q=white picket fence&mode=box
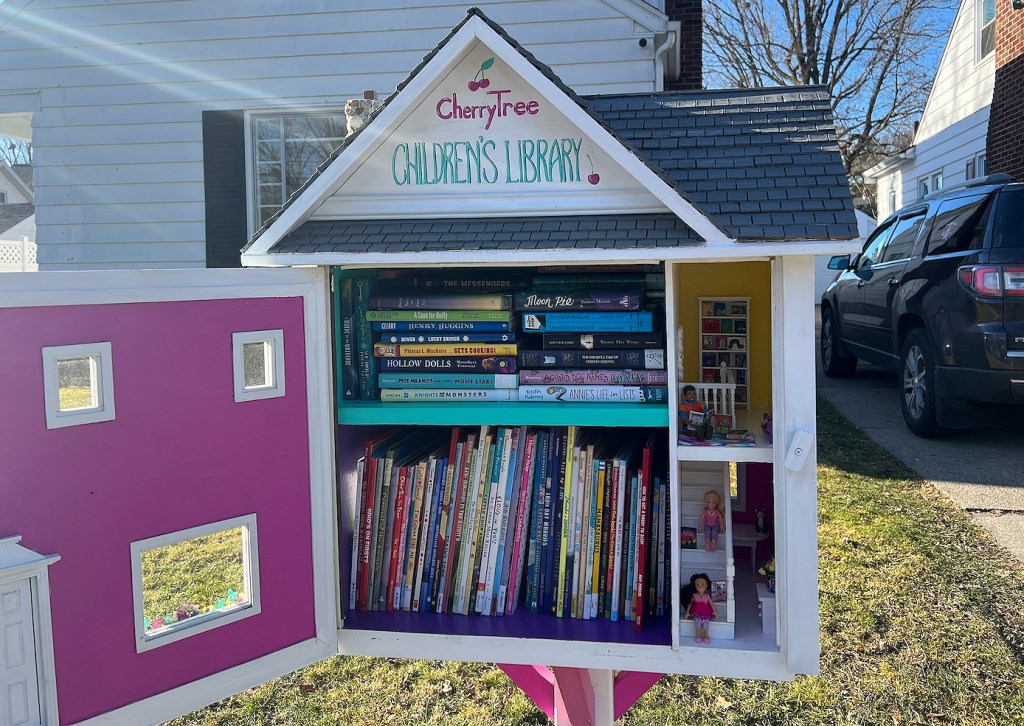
[0,237,37,271]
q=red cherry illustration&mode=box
[469,57,495,93]
[586,154,600,185]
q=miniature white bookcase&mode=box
[699,298,750,409]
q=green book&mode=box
[365,310,513,322]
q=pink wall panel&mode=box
[0,297,317,723]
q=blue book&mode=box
[526,431,549,613]
[521,312,653,333]
[625,473,639,621]
[354,276,379,399]
[373,321,513,332]
[539,429,560,615]
[420,457,448,611]
[378,373,518,389]
[378,332,516,344]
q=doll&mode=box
[697,489,725,552]
[684,572,717,643]
[679,384,706,424]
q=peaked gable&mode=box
[245,10,729,259]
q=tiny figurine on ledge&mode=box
[679,384,706,423]
[684,572,717,644]
[755,508,768,534]
[759,557,776,592]
[697,489,725,552]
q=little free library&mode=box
[1,10,860,725]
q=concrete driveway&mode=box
[814,308,1024,562]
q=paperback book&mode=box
[380,389,519,402]
[378,356,516,373]
[521,311,653,333]
[540,332,664,350]
[378,333,515,344]
[373,321,513,332]
[368,293,511,311]
[518,369,668,386]
[513,290,641,312]
[366,310,512,322]
[374,343,518,358]
[378,373,518,389]
[519,385,668,403]
[518,349,665,370]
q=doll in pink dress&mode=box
[684,573,717,643]
[697,489,725,552]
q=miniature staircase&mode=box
[678,460,736,640]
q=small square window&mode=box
[232,330,285,402]
[130,514,261,652]
[41,342,115,428]
[932,172,943,192]
[918,177,929,199]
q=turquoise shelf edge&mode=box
[337,401,669,427]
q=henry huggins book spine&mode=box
[373,321,513,332]
[513,290,641,312]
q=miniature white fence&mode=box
[0,237,37,271]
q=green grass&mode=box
[167,400,1024,725]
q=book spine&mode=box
[377,463,398,611]
[548,430,567,616]
[591,459,605,619]
[373,321,513,332]
[354,277,378,400]
[374,343,518,357]
[513,291,641,312]
[530,272,664,287]
[518,369,669,386]
[366,310,513,322]
[411,456,437,612]
[378,356,516,373]
[358,456,379,611]
[610,461,625,621]
[378,333,516,344]
[625,474,638,621]
[421,457,448,611]
[540,332,665,350]
[585,453,600,619]
[340,276,358,400]
[455,430,484,615]
[538,430,558,615]
[383,273,531,291]
[403,461,428,611]
[648,474,659,619]
[432,433,461,613]
[445,435,475,612]
[475,429,504,613]
[366,455,387,611]
[379,373,518,389]
[521,311,653,333]
[518,385,668,403]
[349,458,365,609]
[468,432,496,614]
[386,464,409,611]
[508,432,536,615]
[380,388,519,402]
[494,428,523,615]
[659,475,668,617]
[570,443,589,618]
[517,349,665,370]
[555,426,576,618]
[598,459,613,620]
[369,293,511,310]
[636,439,652,629]
[485,427,515,615]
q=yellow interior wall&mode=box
[674,261,773,409]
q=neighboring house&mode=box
[986,0,1024,178]
[0,0,702,270]
[863,0,997,218]
[0,161,35,270]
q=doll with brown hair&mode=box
[684,572,717,643]
[697,489,725,552]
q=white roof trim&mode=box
[600,0,669,33]
[244,14,730,260]
[0,162,33,202]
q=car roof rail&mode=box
[923,173,1017,200]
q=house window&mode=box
[729,462,746,512]
[41,342,115,428]
[130,515,260,652]
[0,191,7,203]
[977,153,987,177]
[918,177,930,199]
[931,171,943,193]
[966,159,977,180]
[888,187,897,215]
[979,0,996,58]
[250,110,346,229]
[232,329,286,401]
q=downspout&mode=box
[653,28,676,92]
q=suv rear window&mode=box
[925,193,992,256]
[991,188,1024,249]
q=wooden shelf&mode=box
[338,400,670,427]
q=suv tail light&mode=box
[958,265,1024,297]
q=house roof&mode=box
[250,9,857,261]
[0,162,33,202]
[11,164,32,190]
[0,203,34,235]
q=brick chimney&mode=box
[987,2,1024,180]
[664,0,702,91]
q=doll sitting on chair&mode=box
[697,489,725,552]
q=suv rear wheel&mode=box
[900,328,941,437]
[821,307,857,378]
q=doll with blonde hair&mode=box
[697,489,725,552]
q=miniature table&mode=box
[731,522,769,573]
[755,581,776,635]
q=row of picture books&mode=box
[347,425,670,629]
[336,266,668,404]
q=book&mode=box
[495,427,525,615]
[555,426,577,618]
[376,271,532,291]
[625,473,638,621]
[402,459,430,610]
[373,321,513,332]
[366,310,512,322]
[380,389,519,402]
[378,333,515,344]
[349,458,365,609]
[610,455,627,621]
[379,356,516,373]
[411,453,440,612]
[510,432,538,615]
[379,373,518,389]
[374,342,517,357]
[518,349,665,370]
[467,430,496,614]
[711,580,728,603]
[680,526,698,549]
[475,428,506,614]
[433,431,463,613]
[634,433,654,630]
[369,293,512,310]
[513,290,641,312]
[525,431,548,613]
[518,369,668,386]
[445,432,476,613]
[519,385,668,404]
[541,332,664,350]
[339,276,358,400]
[354,276,378,400]
[521,311,653,333]
[538,430,560,615]
[530,272,664,287]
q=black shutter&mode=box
[202,110,247,268]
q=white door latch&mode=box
[784,430,814,472]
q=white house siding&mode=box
[866,0,995,218]
[0,0,669,270]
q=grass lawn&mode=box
[167,399,1024,725]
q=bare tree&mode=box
[0,137,32,166]
[704,0,953,208]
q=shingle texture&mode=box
[273,214,702,254]
[0,203,34,235]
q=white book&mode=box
[402,460,429,611]
[483,427,514,615]
[450,439,478,615]
[584,450,599,619]
[571,440,589,618]
[496,426,526,615]
[476,428,506,614]
[610,457,627,622]
[350,458,365,609]
[456,426,489,614]
[411,454,439,612]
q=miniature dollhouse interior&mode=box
[331,261,779,652]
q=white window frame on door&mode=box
[41,341,115,429]
[232,329,286,402]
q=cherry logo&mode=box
[468,57,494,92]
[586,154,600,185]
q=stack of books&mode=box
[515,269,668,404]
[348,425,671,629]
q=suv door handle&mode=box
[888,277,900,287]
[857,281,866,288]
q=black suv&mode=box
[820,174,1024,436]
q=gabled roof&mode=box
[0,203,34,235]
[0,162,33,202]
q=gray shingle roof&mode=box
[273,214,701,254]
[0,203,33,235]
[11,164,32,190]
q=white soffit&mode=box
[245,15,729,259]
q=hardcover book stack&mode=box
[348,425,671,629]
[515,267,669,404]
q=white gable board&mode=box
[314,40,660,220]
